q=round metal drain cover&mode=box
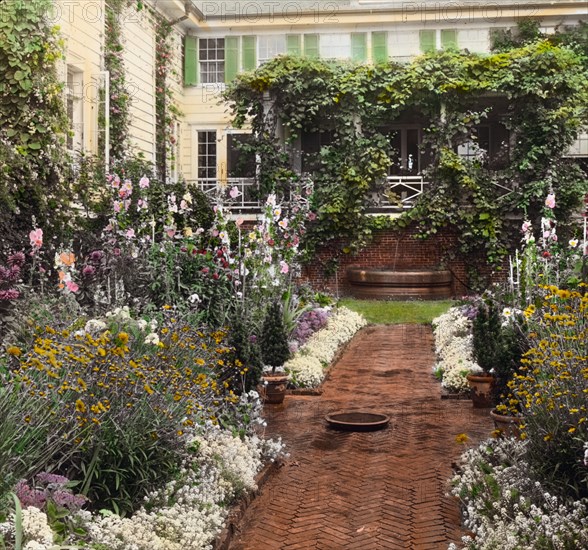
[325,412,390,431]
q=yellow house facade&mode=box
[55,0,587,186]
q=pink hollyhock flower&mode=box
[521,221,531,233]
[236,216,244,227]
[111,176,120,189]
[229,186,241,199]
[113,201,122,213]
[126,228,135,239]
[29,228,43,249]
[307,212,317,221]
[139,176,150,188]
[65,280,79,293]
[280,261,289,274]
[278,219,288,229]
[545,193,556,209]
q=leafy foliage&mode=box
[225,34,588,279]
[260,301,290,370]
[0,0,70,242]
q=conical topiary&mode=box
[228,315,263,392]
[260,301,290,373]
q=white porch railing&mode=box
[367,175,430,211]
[191,178,260,211]
[189,175,429,212]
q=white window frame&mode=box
[66,66,84,154]
[196,129,218,181]
[319,33,351,59]
[199,38,225,84]
[258,35,286,66]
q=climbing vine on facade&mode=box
[153,13,182,182]
[0,0,70,243]
[225,33,588,269]
[100,0,134,166]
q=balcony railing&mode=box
[366,175,430,212]
[191,178,261,211]
[189,176,429,213]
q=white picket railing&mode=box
[188,176,430,213]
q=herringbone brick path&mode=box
[229,325,493,550]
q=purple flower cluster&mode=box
[14,472,88,512]
[291,308,331,346]
[0,252,25,301]
[459,303,478,320]
[81,249,105,280]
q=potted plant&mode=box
[259,301,291,404]
[468,299,501,408]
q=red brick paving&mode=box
[229,325,493,550]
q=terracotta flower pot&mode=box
[490,408,524,439]
[262,374,288,404]
[466,372,495,408]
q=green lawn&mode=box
[339,298,454,325]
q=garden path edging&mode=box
[213,458,284,550]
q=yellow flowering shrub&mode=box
[504,283,588,496]
[2,313,243,514]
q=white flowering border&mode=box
[432,306,481,393]
[285,307,367,388]
[449,438,588,550]
[0,392,284,550]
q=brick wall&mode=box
[300,225,506,298]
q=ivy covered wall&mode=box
[225,27,588,287]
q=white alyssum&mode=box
[21,507,54,548]
[86,427,281,550]
[285,307,367,388]
[432,307,480,393]
[6,419,284,550]
[450,438,588,549]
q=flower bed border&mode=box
[288,324,367,394]
[213,458,284,550]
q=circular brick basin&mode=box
[347,267,453,300]
[325,412,390,431]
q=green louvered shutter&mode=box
[441,29,458,50]
[304,34,319,58]
[225,36,239,83]
[351,33,367,62]
[242,35,257,71]
[420,30,436,53]
[184,35,198,86]
[287,34,302,55]
[371,31,388,63]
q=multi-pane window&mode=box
[66,67,83,152]
[199,38,225,84]
[458,126,490,161]
[568,132,588,157]
[319,33,351,59]
[197,131,217,180]
[258,35,286,65]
